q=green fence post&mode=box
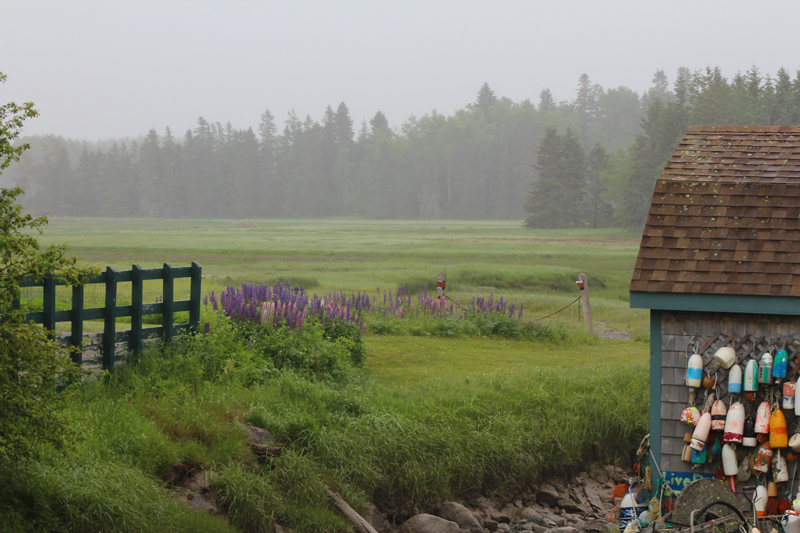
[71,283,84,366]
[103,267,118,371]
[190,262,202,331]
[162,263,174,343]
[131,264,143,354]
[42,275,56,333]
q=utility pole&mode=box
[577,273,593,337]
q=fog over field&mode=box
[2,1,800,225]
[3,0,798,140]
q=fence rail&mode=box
[17,262,202,370]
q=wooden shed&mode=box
[630,125,800,483]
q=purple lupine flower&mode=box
[248,338,253,351]
[204,321,210,334]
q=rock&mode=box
[497,524,510,533]
[549,515,567,527]
[182,470,215,492]
[274,526,285,533]
[401,514,461,533]
[532,525,548,533]
[550,528,580,533]
[241,423,275,444]
[536,484,561,507]
[484,519,498,532]
[588,465,609,486]
[557,499,584,514]
[571,518,587,531]
[490,511,511,524]
[440,502,485,533]
[368,504,392,533]
[571,487,588,506]
[582,486,604,510]
[514,500,523,508]
[518,508,545,525]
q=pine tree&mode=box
[538,88,556,112]
[524,127,587,228]
[369,111,389,134]
[585,143,612,228]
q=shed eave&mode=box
[630,291,800,315]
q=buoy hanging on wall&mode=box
[770,406,788,449]
[754,442,773,473]
[691,412,712,451]
[729,364,743,394]
[743,416,758,447]
[755,402,771,434]
[745,360,759,392]
[715,347,737,369]
[686,353,704,388]
[724,400,745,444]
[711,400,728,431]
[774,349,789,380]
[722,443,738,491]
[755,485,768,517]
[759,352,773,385]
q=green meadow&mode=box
[4,218,651,533]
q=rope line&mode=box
[445,294,581,322]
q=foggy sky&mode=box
[2,0,799,141]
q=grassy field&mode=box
[31,217,649,341]
[3,218,652,532]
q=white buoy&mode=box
[691,412,712,451]
[756,485,768,517]
[722,443,737,491]
[729,364,743,394]
[724,401,745,444]
[759,353,774,385]
[686,353,703,387]
[715,347,736,369]
[745,360,759,392]
[756,401,771,434]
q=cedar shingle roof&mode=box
[630,125,800,297]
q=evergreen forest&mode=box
[6,66,800,229]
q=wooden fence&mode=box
[17,262,202,370]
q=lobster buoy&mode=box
[775,349,789,380]
[785,381,797,410]
[715,347,737,369]
[686,353,704,388]
[680,406,701,427]
[743,416,758,447]
[724,401,745,444]
[691,412,712,451]
[754,442,773,473]
[774,450,789,482]
[745,360,759,392]
[759,352,773,385]
[782,511,800,533]
[691,444,707,464]
[681,444,692,463]
[722,443,738,490]
[729,364,743,394]
[618,485,648,533]
[771,406,788,448]
[756,485,768,517]
[789,432,800,452]
[756,402,771,434]
[793,492,800,514]
[711,400,728,431]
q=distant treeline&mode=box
[7,66,800,228]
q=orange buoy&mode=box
[771,405,788,448]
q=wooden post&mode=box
[578,273,593,337]
[162,263,174,343]
[71,283,84,366]
[131,265,143,355]
[189,262,202,331]
[42,275,56,333]
[103,267,118,370]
